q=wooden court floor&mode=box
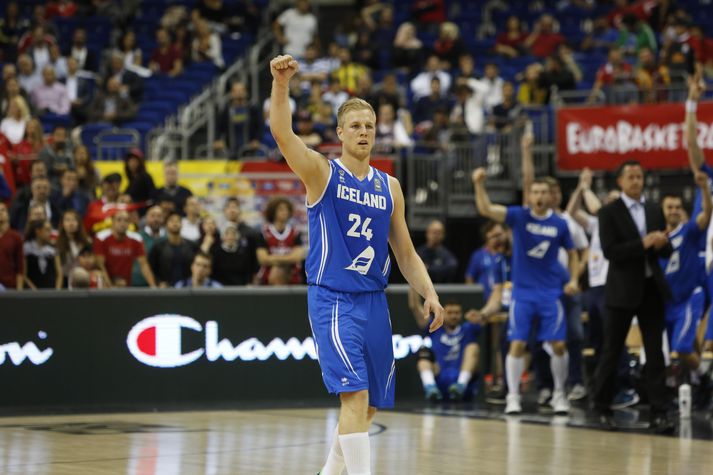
[0,408,711,475]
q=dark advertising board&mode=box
[0,285,483,411]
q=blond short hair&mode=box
[337,98,375,128]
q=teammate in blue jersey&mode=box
[472,167,580,415]
[416,300,481,401]
[685,77,713,376]
[270,54,444,475]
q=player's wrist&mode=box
[686,100,697,113]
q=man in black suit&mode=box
[592,160,674,433]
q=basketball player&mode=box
[472,167,579,415]
[659,172,711,387]
[269,54,444,475]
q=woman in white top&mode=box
[118,30,152,78]
[192,19,224,69]
[0,96,30,145]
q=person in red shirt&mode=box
[587,47,637,104]
[524,14,565,59]
[0,201,23,289]
[93,209,156,287]
[84,172,121,234]
[45,0,77,19]
[257,196,305,285]
[149,28,183,77]
[495,16,529,58]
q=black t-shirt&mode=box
[211,223,266,285]
[153,186,193,215]
[148,238,197,286]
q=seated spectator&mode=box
[297,44,332,90]
[75,245,108,288]
[149,212,197,287]
[73,145,99,198]
[416,219,458,283]
[331,47,369,95]
[410,54,452,101]
[433,22,465,69]
[175,251,223,288]
[54,208,91,287]
[123,148,155,208]
[581,16,620,52]
[538,55,576,102]
[295,110,322,148]
[2,63,17,82]
[495,16,529,58]
[45,0,78,19]
[219,196,241,233]
[65,57,94,124]
[192,19,225,69]
[87,77,138,125]
[131,204,165,287]
[19,25,55,72]
[181,196,202,242]
[587,47,637,104]
[103,52,144,103]
[149,28,183,77]
[273,0,318,59]
[23,218,59,289]
[392,22,424,74]
[10,176,59,231]
[480,63,505,112]
[369,72,407,114]
[66,27,98,72]
[517,63,547,105]
[67,265,90,289]
[452,53,477,85]
[84,172,121,234]
[31,65,70,116]
[17,54,42,95]
[210,222,265,286]
[51,168,90,217]
[215,82,261,159]
[47,44,68,80]
[321,77,349,116]
[94,209,156,287]
[353,30,380,70]
[0,2,27,64]
[199,215,220,253]
[557,43,583,84]
[194,0,247,35]
[38,125,72,185]
[154,161,193,215]
[1,96,30,145]
[449,82,488,138]
[617,13,657,58]
[411,0,446,27]
[0,201,24,290]
[524,14,565,59]
[1,77,33,118]
[489,81,524,132]
[117,30,152,78]
[256,197,304,285]
[636,46,670,103]
[375,103,414,152]
[420,107,452,152]
[413,77,450,125]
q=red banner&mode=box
[556,102,713,171]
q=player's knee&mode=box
[509,340,526,357]
[417,346,435,362]
[550,341,567,355]
[367,406,377,419]
[340,389,369,409]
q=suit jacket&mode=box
[598,197,673,309]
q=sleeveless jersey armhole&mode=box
[384,172,395,217]
[306,160,333,208]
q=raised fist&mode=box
[270,54,299,84]
[472,167,487,184]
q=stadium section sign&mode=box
[557,102,713,170]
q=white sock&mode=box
[550,352,569,394]
[700,358,712,375]
[321,425,344,475]
[457,370,472,386]
[339,432,371,475]
[420,369,436,387]
[506,354,524,396]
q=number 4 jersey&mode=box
[506,206,573,301]
[306,158,394,292]
[659,220,705,304]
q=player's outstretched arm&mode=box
[695,171,713,231]
[472,168,507,222]
[269,55,330,201]
[388,177,444,333]
[686,76,706,172]
[521,125,534,206]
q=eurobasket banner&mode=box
[556,102,713,171]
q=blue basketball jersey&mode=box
[660,220,705,303]
[306,159,394,292]
[428,322,481,374]
[465,247,505,300]
[692,163,713,217]
[505,207,574,301]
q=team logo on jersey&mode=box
[345,246,375,275]
[374,178,382,192]
[338,169,346,183]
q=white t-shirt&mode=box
[181,218,201,242]
[558,211,589,270]
[278,8,317,58]
[585,215,609,288]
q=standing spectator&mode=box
[199,215,220,253]
[54,208,90,287]
[211,222,265,285]
[149,212,197,287]
[0,201,23,290]
[433,22,465,70]
[297,44,332,90]
[416,219,458,283]
[73,145,99,198]
[84,172,121,235]
[1,96,30,145]
[495,16,528,58]
[23,219,60,289]
[103,52,144,103]
[175,251,223,288]
[31,65,70,115]
[480,63,505,112]
[66,27,98,72]
[181,196,202,242]
[10,176,59,231]
[410,55,452,101]
[192,19,224,69]
[215,82,261,159]
[490,82,524,132]
[17,54,42,95]
[450,82,488,137]
[153,161,192,215]
[123,148,155,207]
[273,0,317,59]
[132,205,165,287]
[38,125,72,185]
[88,77,138,125]
[94,209,156,287]
[525,14,565,59]
[51,168,90,217]
[587,47,637,104]
[392,22,424,74]
[257,196,305,285]
[149,28,183,77]
[465,221,507,293]
[538,55,576,103]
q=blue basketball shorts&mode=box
[665,288,705,353]
[508,298,566,343]
[307,285,396,408]
[435,368,478,401]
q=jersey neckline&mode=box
[335,158,374,183]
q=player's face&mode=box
[528,183,550,214]
[662,197,683,227]
[486,225,506,252]
[337,109,376,161]
[444,304,463,328]
[617,164,644,200]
